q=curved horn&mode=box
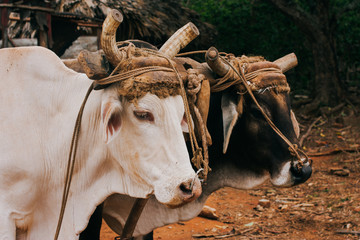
[101,9,125,67]
[205,46,230,77]
[206,47,298,75]
[273,53,298,73]
[159,22,199,59]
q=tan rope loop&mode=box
[176,50,207,57]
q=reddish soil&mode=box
[100,112,360,240]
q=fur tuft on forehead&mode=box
[95,47,194,101]
[223,57,291,94]
[243,61,290,93]
[113,71,183,101]
[112,47,176,73]
[245,72,290,93]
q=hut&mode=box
[0,0,216,56]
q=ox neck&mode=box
[58,82,153,237]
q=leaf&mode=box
[244,222,255,227]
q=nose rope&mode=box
[190,168,204,190]
[219,56,310,169]
[55,82,95,240]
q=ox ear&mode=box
[101,98,123,144]
[290,110,300,139]
[221,93,239,154]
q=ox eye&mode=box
[250,106,270,120]
[133,110,154,122]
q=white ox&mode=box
[0,46,201,239]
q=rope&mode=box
[95,66,174,85]
[54,82,95,240]
[176,50,207,56]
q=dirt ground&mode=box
[100,109,360,240]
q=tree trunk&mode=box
[311,34,342,107]
[266,0,346,112]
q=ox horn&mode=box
[205,46,230,77]
[205,47,298,75]
[273,53,298,73]
[101,9,125,67]
[159,22,200,59]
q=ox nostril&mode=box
[180,182,193,196]
[291,161,312,185]
[179,177,202,203]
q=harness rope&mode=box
[54,83,95,240]
[54,46,208,240]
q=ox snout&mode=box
[290,159,312,185]
[155,175,202,209]
[270,158,312,187]
[179,177,202,203]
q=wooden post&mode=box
[37,3,52,48]
[0,0,9,48]
[119,198,149,240]
[46,4,52,48]
[96,27,102,50]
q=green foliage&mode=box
[336,4,360,87]
[183,0,313,93]
[183,0,359,94]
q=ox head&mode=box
[88,10,202,207]
[206,48,312,187]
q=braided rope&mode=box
[54,83,95,240]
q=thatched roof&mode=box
[5,0,216,56]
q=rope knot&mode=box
[186,69,204,103]
[190,147,207,181]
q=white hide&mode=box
[0,47,198,239]
[221,94,239,154]
[103,165,269,237]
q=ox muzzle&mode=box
[290,158,312,185]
